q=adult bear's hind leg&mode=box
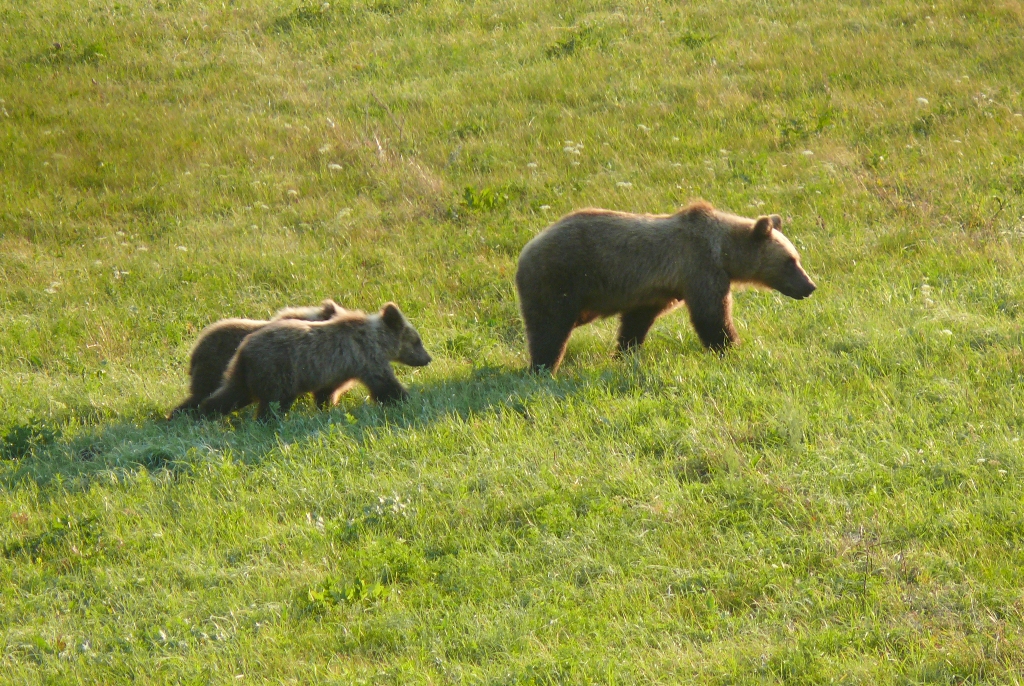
[524,305,578,373]
[617,305,664,354]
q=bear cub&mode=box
[515,201,816,372]
[199,303,431,420]
[170,299,343,418]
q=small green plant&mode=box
[1,421,58,460]
[269,3,333,32]
[546,25,604,58]
[678,30,713,49]
[462,185,509,212]
[305,577,389,613]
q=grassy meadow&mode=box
[2,0,1024,682]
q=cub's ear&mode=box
[381,302,405,332]
[752,216,773,239]
[321,299,340,316]
[769,214,782,230]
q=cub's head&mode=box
[273,299,344,322]
[736,215,816,300]
[316,299,344,319]
[381,303,432,367]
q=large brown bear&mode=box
[170,300,343,417]
[199,303,431,420]
[515,201,816,371]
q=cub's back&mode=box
[190,319,266,372]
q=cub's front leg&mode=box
[361,368,409,404]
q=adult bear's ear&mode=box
[753,216,773,239]
[769,214,782,230]
[381,302,405,332]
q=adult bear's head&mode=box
[731,214,816,300]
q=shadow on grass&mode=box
[0,365,589,491]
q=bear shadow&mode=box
[0,365,590,491]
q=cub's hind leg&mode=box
[313,388,337,409]
[256,396,296,421]
[313,381,356,409]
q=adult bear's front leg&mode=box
[686,288,738,352]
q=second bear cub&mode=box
[199,303,431,420]
[170,299,343,417]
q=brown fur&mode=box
[515,201,816,372]
[170,300,343,418]
[199,303,432,420]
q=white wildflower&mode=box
[44,282,60,294]
[177,246,188,252]
[940,329,952,336]
[539,205,551,211]
[637,124,650,132]
[802,150,814,156]
[527,162,538,168]
[318,144,332,154]
[616,181,633,188]
[287,189,299,197]
[328,163,342,171]
[916,97,929,105]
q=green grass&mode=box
[2,0,1024,682]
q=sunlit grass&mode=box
[2,0,1024,682]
